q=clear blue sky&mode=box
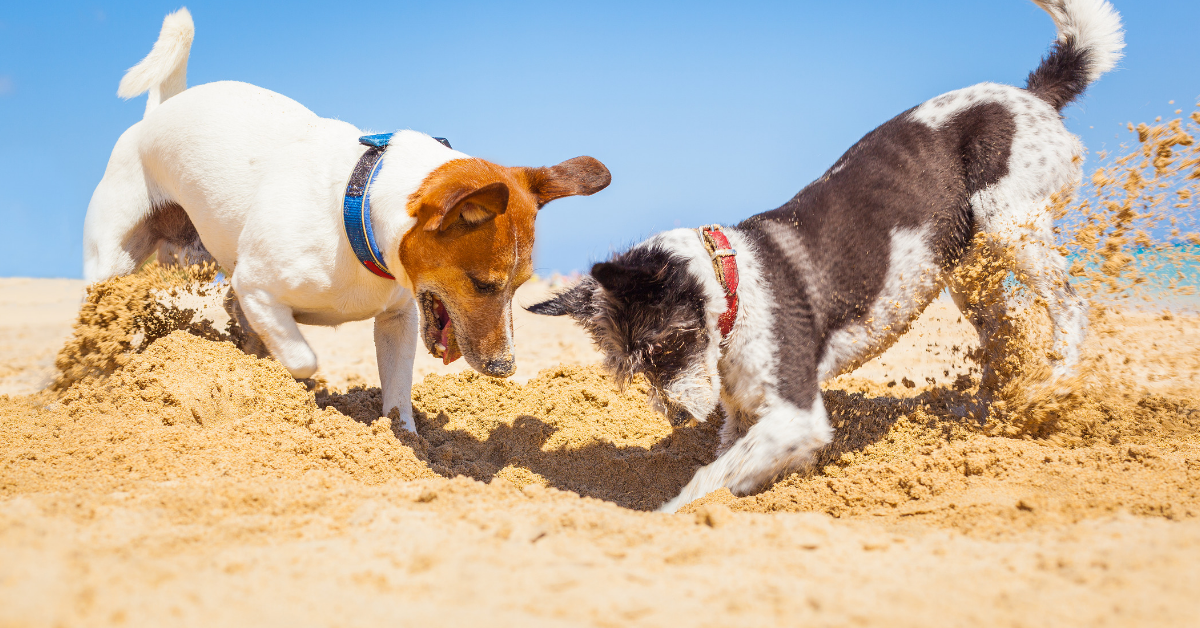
[1,1,1196,278]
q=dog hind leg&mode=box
[83,129,160,282]
[948,226,1087,413]
[659,394,832,513]
[968,220,1086,381]
[946,240,1021,397]
[1004,231,1087,378]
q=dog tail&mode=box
[1025,0,1124,111]
[117,8,195,117]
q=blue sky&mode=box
[1,0,1196,278]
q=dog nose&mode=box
[669,407,693,427]
[482,357,515,378]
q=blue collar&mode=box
[341,133,452,280]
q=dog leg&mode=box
[947,271,1015,397]
[375,298,420,432]
[82,131,159,282]
[716,404,755,456]
[1005,236,1087,378]
[659,394,831,513]
[223,289,270,359]
[230,283,318,379]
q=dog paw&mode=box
[276,348,318,380]
[384,406,417,433]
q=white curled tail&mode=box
[117,8,194,117]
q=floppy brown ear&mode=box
[424,181,510,232]
[526,156,612,208]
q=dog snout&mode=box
[481,356,516,378]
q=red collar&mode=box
[697,225,739,340]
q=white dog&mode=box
[83,9,611,430]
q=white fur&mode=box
[712,229,781,451]
[659,394,830,513]
[1033,0,1124,82]
[662,359,722,421]
[85,18,474,431]
[117,8,194,117]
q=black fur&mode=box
[532,246,709,391]
[526,280,597,317]
[732,104,1013,405]
[1025,35,1092,111]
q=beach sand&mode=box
[1,270,1198,627]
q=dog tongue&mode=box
[439,317,462,365]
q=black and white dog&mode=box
[531,0,1123,512]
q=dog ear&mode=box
[525,157,612,208]
[591,262,624,293]
[591,261,657,297]
[424,181,510,232]
[527,276,599,319]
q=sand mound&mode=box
[9,282,720,512]
[8,261,720,513]
[2,331,432,497]
[718,379,1200,537]
[51,264,250,391]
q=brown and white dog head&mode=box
[398,152,610,377]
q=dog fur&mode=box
[83,8,611,431]
[531,0,1123,512]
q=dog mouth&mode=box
[421,293,462,365]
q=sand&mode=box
[1,268,1198,627]
[2,109,1199,626]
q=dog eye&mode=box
[469,276,501,295]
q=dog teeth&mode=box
[434,342,446,357]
